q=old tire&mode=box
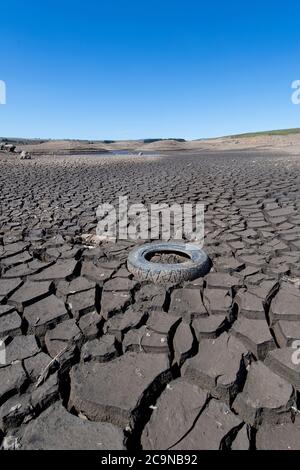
[127,242,211,285]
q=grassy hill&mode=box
[228,128,300,138]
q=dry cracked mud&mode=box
[0,149,300,450]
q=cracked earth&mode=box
[0,149,300,450]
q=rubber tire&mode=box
[127,242,211,285]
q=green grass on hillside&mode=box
[229,128,300,138]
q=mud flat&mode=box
[13,131,300,155]
[0,149,300,450]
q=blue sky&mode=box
[0,0,299,140]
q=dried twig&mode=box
[35,345,68,388]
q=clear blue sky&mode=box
[0,0,299,140]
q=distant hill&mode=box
[228,128,300,138]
